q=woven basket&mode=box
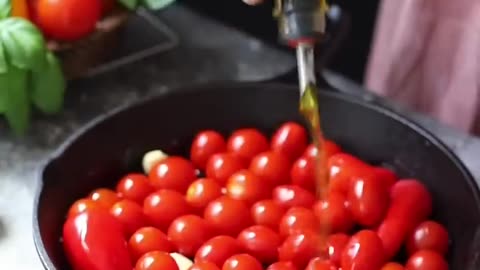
[47,8,130,80]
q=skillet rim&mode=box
[32,81,480,270]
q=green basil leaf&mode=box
[0,39,7,74]
[31,52,65,115]
[142,0,176,10]
[0,0,11,19]
[4,66,30,135]
[118,0,139,10]
[0,72,7,113]
[0,18,46,71]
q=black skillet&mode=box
[33,6,480,270]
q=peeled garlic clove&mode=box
[142,150,168,174]
[170,252,194,270]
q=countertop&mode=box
[0,4,479,269]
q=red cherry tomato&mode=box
[190,261,222,270]
[195,235,243,268]
[110,199,149,237]
[128,227,175,262]
[116,173,154,204]
[348,175,389,227]
[381,262,404,270]
[143,190,192,231]
[278,230,323,269]
[35,0,101,41]
[279,207,318,237]
[237,225,282,264]
[63,211,132,270]
[249,151,291,187]
[206,153,246,185]
[341,230,385,270]
[226,128,269,162]
[377,218,411,261]
[324,233,350,266]
[313,192,354,233]
[405,250,448,270]
[251,199,287,230]
[68,198,107,219]
[373,167,397,191]
[186,178,223,210]
[406,221,449,256]
[271,122,308,161]
[191,130,227,170]
[267,261,299,270]
[305,258,338,270]
[327,153,372,194]
[204,196,252,236]
[273,185,316,208]
[168,215,214,257]
[226,170,270,205]
[222,254,263,270]
[135,251,179,270]
[89,188,120,209]
[149,156,197,193]
[290,156,316,191]
[304,140,342,160]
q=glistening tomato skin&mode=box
[206,153,246,185]
[249,151,291,187]
[303,140,342,160]
[279,207,318,237]
[191,130,227,170]
[313,192,353,234]
[327,153,373,194]
[110,199,149,237]
[226,128,270,163]
[340,230,385,270]
[381,262,404,270]
[237,225,282,264]
[116,174,154,204]
[406,220,449,256]
[149,156,197,193]
[167,215,214,257]
[290,156,316,191]
[251,199,287,231]
[143,190,192,231]
[63,211,132,270]
[270,122,308,161]
[195,235,243,268]
[305,258,338,270]
[222,254,263,270]
[204,196,252,236]
[128,227,175,262]
[266,261,299,270]
[278,230,324,269]
[273,185,316,209]
[324,233,350,266]
[35,0,101,41]
[405,250,448,270]
[136,251,179,270]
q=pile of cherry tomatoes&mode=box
[63,122,450,270]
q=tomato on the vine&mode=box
[195,235,243,268]
[34,0,101,41]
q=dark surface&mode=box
[34,83,480,270]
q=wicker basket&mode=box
[47,9,130,80]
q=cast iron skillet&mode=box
[33,82,480,270]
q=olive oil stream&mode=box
[299,83,330,242]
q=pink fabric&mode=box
[366,0,480,134]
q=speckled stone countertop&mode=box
[0,4,479,269]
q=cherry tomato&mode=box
[377,218,411,261]
[237,225,282,264]
[341,230,385,270]
[168,215,214,257]
[67,198,107,219]
[290,156,316,191]
[373,167,397,191]
[195,235,243,268]
[204,196,252,236]
[381,262,404,270]
[273,185,316,208]
[327,153,372,194]
[226,170,269,205]
[110,199,149,237]
[135,251,179,270]
[405,250,448,270]
[143,190,192,231]
[249,151,291,187]
[267,261,299,270]
[226,128,269,162]
[278,230,323,269]
[116,173,154,204]
[324,233,350,266]
[63,211,132,270]
[129,227,175,262]
[206,153,246,185]
[271,122,308,161]
[406,221,449,256]
[251,199,287,230]
[313,192,353,233]
[149,156,197,193]
[304,140,342,160]
[279,207,318,237]
[186,178,223,210]
[89,188,120,209]
[35,0,101,41]
[191,130,227,170]
[348,175,389,227]
[222,254,263,270]
[305,258,338,270]
[190,261,222,270]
